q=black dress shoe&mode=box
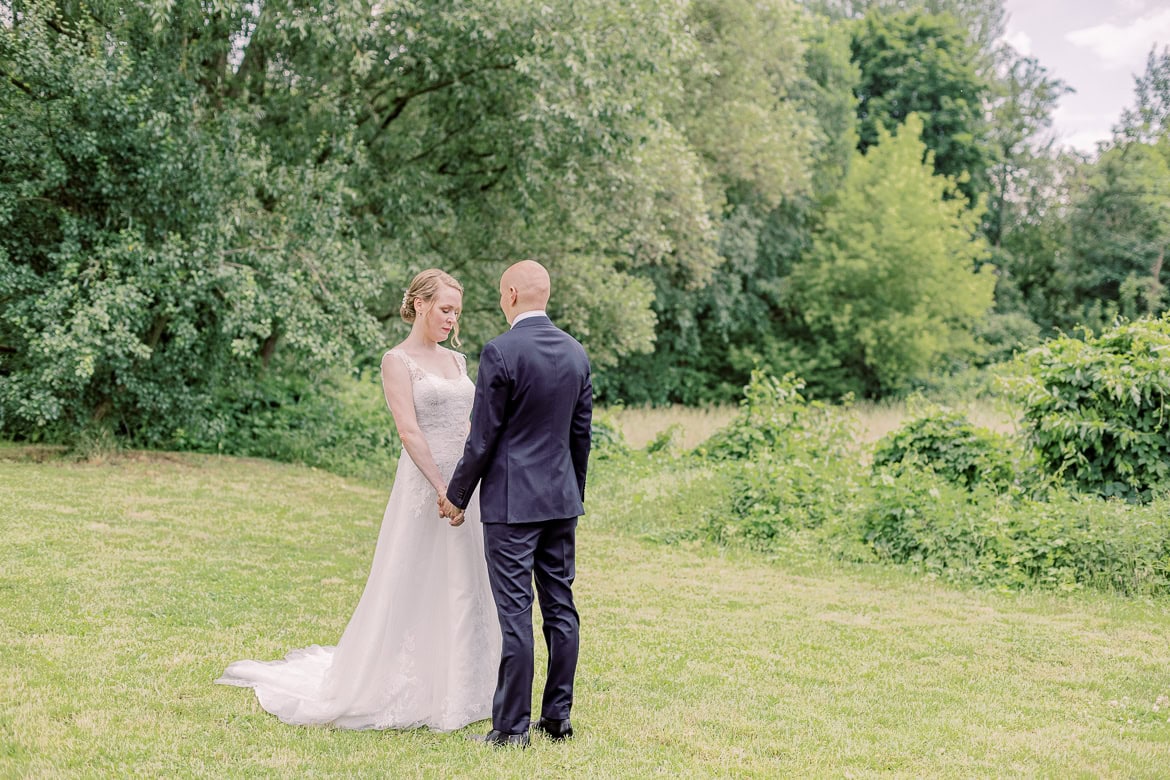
[469,729,530,748]
[534,717,573,741]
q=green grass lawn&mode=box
[3,449,1169,777]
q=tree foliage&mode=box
[0,0,734,439]
[984,53,1071,248]
[0,0,381,440]
[850,10,994,205]
[786,114,995,396]
[807,0,1006,53]
[595,0,820,405]
[4,0,1159,440]
[1060,142,1170,330]
[1117,46,1170,146]
[997,46,1170,336]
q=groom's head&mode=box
[499,260,551,325]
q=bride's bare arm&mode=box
[381,352,448,496]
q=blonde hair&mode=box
[400,268,464,346]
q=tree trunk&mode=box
[1150,247,1165,314]
[92,396,112,424]
[259,332,280,367]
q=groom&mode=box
[440,259,593,748]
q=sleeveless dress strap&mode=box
[383,349,424,382]
[450,350,468,378]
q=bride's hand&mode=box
[437,493,464,525]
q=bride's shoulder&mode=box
[381,344,404,364]
[381,345,419,378]
[437,346,468,376]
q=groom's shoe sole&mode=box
[468,729,530,748]
[534,718,573,742]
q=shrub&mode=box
[1008,491,1170,594]
[699,370,854,462]
[1002,316,1170,502]
[872,405,1017,491]
[853,467,1170,594]
[174,370,400,484]
[858,469,977,569]
[699,370,863,551]
[590,409,631,460]
[645,424,682,456]
[705,452,865,552]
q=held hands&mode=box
[437,493,465,527]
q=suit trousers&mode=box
[481,517,579,735]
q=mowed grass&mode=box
[2,447,1170,777]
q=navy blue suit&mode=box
[447,314,592,735]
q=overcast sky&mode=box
[1002,0,1170,151]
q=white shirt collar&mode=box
[511,310,548,328]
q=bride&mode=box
[216,269,501,731]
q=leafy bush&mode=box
[699,370,863,550]
[1002,316,1170,502]
[855,468,1170,594]
[699,370,854,462]
[174,371,400,485]
[858,469,976,568]
[705,453,864,552]
[1003,492,1170,594]
[0,4,382,444]
[872,405,1018,491]
[645,424,682,456]
[691,367,1170,594]
[590,410,632,460]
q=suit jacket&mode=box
[447,315,592,524]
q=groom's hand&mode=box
[438,494,466,527]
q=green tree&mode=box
[0,0,378,441]
[0,0,731,440]
[850,10,994,205]
[1117,46,1170,145]
[984,54,1071,249]
[1060,141,1170,329]
[1031,47,1170,334]
[976,51,1072,355]
[786,114,995,397]
[595,0,820,404]
[809,0,1006,54]
[728,16,862,391]
[678,0,814,211]
[326,0,724,365]
[986,148,1081,338]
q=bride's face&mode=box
[419,284,462,343]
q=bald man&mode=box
[443,260,592,748]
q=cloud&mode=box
[1117,0,1151,13]
[1060,128,1112,153]
[1004,29,1032,55]
[1050,103,1119,152]
[1066,8,1170,70]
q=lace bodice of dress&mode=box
[386,348,474,468]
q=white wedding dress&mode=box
[216,348,501,731]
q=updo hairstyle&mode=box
[400,268,464,346]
